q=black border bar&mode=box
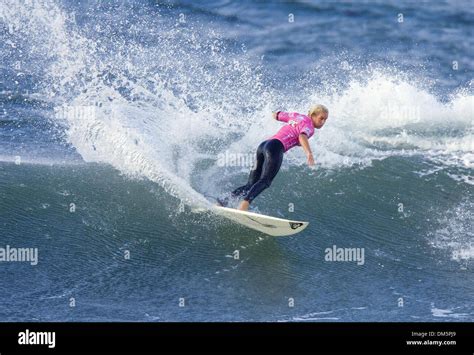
[0,322,472,354]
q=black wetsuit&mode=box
[225,139,285,205]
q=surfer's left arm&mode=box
[298,134,315,166]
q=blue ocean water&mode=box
[0,0,472,321]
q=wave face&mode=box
[0,0,473,321]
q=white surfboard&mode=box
[210,205,309,237]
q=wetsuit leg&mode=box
[229,141,266,198]
[242,139,284,204]
[217,141,266,206]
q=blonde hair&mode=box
[308,104,328,117]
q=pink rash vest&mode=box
[269,111,315,152]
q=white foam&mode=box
[431,307,469,319]
[429,200,474,262]
[0,155,83,166]
[310,72,473,168]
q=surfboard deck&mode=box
[194,205,309,236]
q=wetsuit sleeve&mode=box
[276,111,291,122]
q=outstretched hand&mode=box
[307,154,315,166]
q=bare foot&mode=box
[237,200,250,211]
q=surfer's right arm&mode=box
[273,111,290,122]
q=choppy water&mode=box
[0,0,472,321]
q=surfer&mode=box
[218,105,329,211]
